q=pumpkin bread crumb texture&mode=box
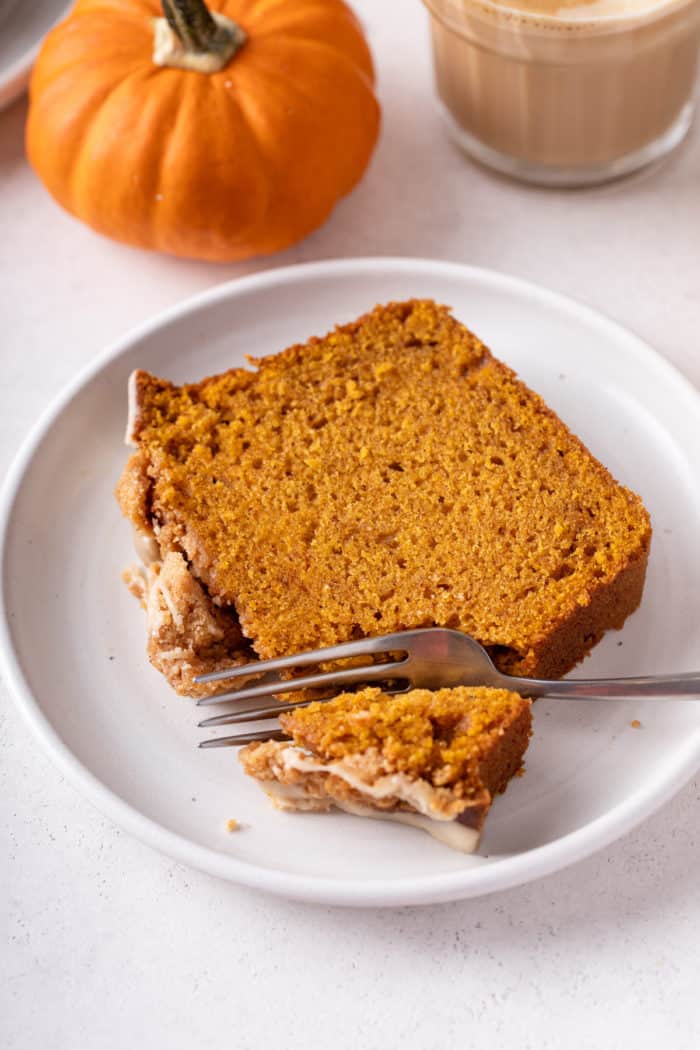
[117,299,651,680]
[239,685,532,833]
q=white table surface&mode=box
[2,2,699,1047]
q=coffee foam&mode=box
[438,0,690,30]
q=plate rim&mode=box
[2,256,699,907]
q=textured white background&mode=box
[2,1,700,1047]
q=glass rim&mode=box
[422,0,698,30]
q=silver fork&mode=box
[195,628,700,748]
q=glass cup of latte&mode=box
[423,0,700,185]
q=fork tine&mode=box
[193,633,411,685]
[196,656,408,707]
[199,728,289,748]
[199,699,313,727]
[199,680,412,728]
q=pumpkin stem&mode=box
[162,0,222,54]
[155,0,246,73]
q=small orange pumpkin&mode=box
[26,0,380,261]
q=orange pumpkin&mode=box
[26,0,380,262]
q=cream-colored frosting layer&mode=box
[281,748,453,819]
[260,747,482,853]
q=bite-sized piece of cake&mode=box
[239,686,532,852]
[123,552,253,699]
[117,299,651,682]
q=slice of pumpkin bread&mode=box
[117,299,651,680]
[239,686,532,852]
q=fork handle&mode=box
[503,671,700,700]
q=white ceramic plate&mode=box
[0,0,70,110]
[2,258,699,907]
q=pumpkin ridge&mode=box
[242,8,374,83]
[28,12,150,96]
[208,88,283,245]
[31,61,156,215]
[240,0,363,26]
[74,0,162,18]
[215,67,378,253]
[249,33,376,93]
[245,34,377,87]
[226,62,357,218]
[231,39,376,121]
[143,67,201,248]
[67,63,165,221]
[155,72,273,253]
[231,40,378,194]
[241,3,369,43]
[68,5,156,45]
[33,54,145,97]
